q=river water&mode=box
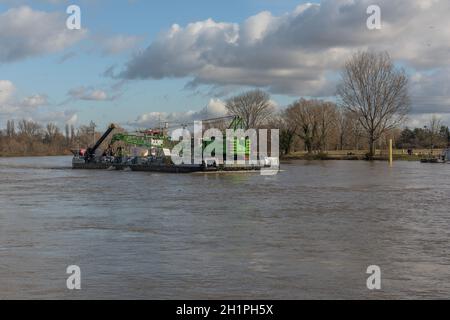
[0,156,449,299]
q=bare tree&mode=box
[6,120,15,137]
[17,119,42,138]
[270,111,297,155]
[337,51,410,158]
[287,99,337,153]
[315,102,337,152]
[77,125,94,147]
[336,107,350,150]
[348,111,364,150]
[287,99,319,153]
[426,115,442,154]
[70,125,76,143]
[226,90,274,129]
[65,124,70,144]
[45,123,59,144]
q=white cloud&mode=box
[132,98,228,128]
[0,79,80,128]
[118,0,450,114]
[65,112,78,125]
[0,79,78,127]
[20,94,48,108]
[206,98,228,117]
[0,80,68,125]
[35,109,78,126]
[241,11,280,45]
[406,113,450,128]
[0,6,86,63]
[68,86,110,101]
[0,80,15,104]
[0,80,48,112]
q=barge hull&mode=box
[72,162,263,173]
[130,164,204,173]
[73,163,115,170]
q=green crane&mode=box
[202,116,251,159]
[111,133,167,149]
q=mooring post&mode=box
[389,139,393,167]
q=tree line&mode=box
[271,100,450,156]
[225,51,449,158]
[0,120,98,157]
[397,118,450,150]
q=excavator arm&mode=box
[86,124,116,159]
[228,116,245,130]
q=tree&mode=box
[425,115,441,153]
[89,121,97,146]
[440,126,450,146]
[6,120,15,137]
[45,123,60,144]
[287,99,318,153]
[70,125,76,143]
[0,121,110,157]
[226,90,274,129]
[348,112,364,150]
[336,107,350,150]
[6,120,10,137]
[77,125,92,147]
[17,119,42,138]
[287,99,337,153]
[65,124,70,144]
[315,102,337,152]
[337,51,410,158]
[397,127,415,149]
[270,111,297,155]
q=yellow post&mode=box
[389,139,393,166]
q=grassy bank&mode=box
[282,149,442,161]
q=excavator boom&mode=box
[87,124,116,157]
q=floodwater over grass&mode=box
[1,156,449,299]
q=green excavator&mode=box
[84,116,249,160]
[110,132,168,149]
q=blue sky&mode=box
[0,0,449,129]
[0,0,318,129]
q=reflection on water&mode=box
[0,156,449,299]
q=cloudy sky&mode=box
[0,0,449,130]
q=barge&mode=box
[72,122,278,174]
[73,157,269,173]
[420,148,450,164]
[73,155,269,173]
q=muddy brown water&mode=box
[0,156,449,299]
